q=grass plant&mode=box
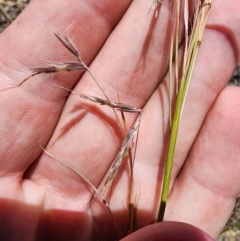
[0,0,212,239]
[157,0,212,222]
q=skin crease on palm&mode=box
[0,0,240,240]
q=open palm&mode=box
[0,0,240,240]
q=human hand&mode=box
[0,0,240,240]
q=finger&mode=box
[0,0,132,175]
[165,87,240,239]
[121,222,214,241]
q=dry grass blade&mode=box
[40,145,100,196]
[40,145,121,234]
[0,3,13,23]
[0,71,39,91]
[174,0,180,93]
[198,0,212,43]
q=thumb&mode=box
[121,222,214,241]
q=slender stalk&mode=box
[174,0,180,94]
[157,0,212,222]
[40,145,121,234]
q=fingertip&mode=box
[121,222,214,241]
